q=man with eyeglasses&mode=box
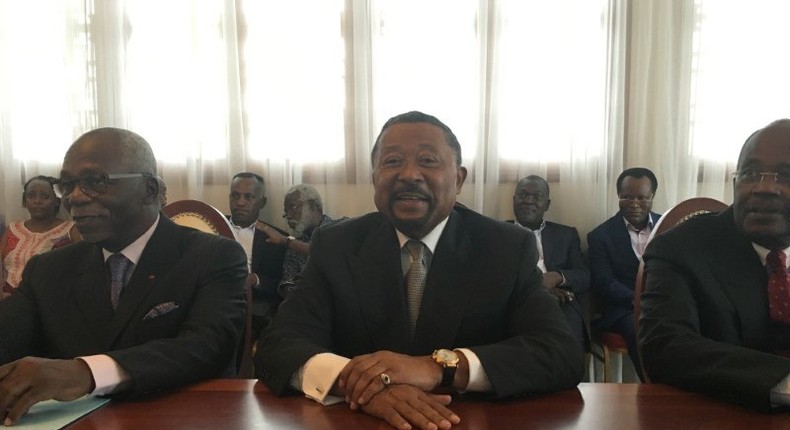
[507,175,590,351]
[0,127,247,425]
[588,167,661,380]
[256,184,348,297]
[639,119,790,411]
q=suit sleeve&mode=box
[256,228,337,395]
[107,237,247,396]
[640,236,790,411]
[587,229,634,306]
[0,257,43,363]
[470,231,584,398]
[556,227,590,295]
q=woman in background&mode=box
[0,175,80,298]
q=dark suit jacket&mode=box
[258,206,584,398]
[640,208,790,411]
[0,216,247,397]
[506,220,591,349]
[587,210,661,328]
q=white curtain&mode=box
[2,0,789,239]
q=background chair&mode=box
[163,199,256,378]
[633,197,728,382]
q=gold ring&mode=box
[380,373,391,386]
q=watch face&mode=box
[434,349,459,365]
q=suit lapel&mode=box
[413,211,479,354]
[105,219,182,347]
[71,244,115,341]
[541,223,556,267]
[709,210,769,343]
[350,218,412,352]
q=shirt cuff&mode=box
[771,372,790,406]
[292,352,349,405]
[79,354,129,396]
[455,348,492,392]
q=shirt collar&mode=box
[395,216,450,254]
[102,215,160,264]
[229,218,257,232]
[752,243,790,268]
[623,214,654,232]
[515,219,544,233]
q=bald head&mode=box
[67,127,157,175]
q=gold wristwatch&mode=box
[432,349,459,388]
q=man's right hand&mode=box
[361,384,460,430]
[0,357,94,426]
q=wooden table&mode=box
[67,380,789,429]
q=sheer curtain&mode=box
[2,0,789,237]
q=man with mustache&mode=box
[640,119,790,411]
[228,172,287,334]
[257,111,583,430]
[257,184,348,296]
[0,128,247,425]
[587,167,660,380]
[507,175,590,351]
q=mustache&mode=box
[391,183,431,200]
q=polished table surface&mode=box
[67,379,789,430]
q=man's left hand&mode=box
[0,357,94,426]
[338,351,440,409]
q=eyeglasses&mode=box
[618,195,653,204]
[56,173,152,197]
[732,170,790,186]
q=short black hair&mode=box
[370,111,462,166]
[516,175,550,197]
[616,167,658,194]
[22,175,60,212]
[232,172,264,185]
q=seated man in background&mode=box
[257,111,583,430]
[507,175,590,351]
[259,184,348,296]
[228,172,287,334]
[640,119,790,411]
[587,167,660,379]
[0,127,247,425]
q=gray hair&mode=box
[286,184,323,212]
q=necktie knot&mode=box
[406,240,425,263]
[108,253,132,310]
[768,250,787,274]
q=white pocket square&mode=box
[143,302,179,320]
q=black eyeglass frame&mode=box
[55,172,154,197]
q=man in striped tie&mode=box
[258,111,583,430]
[640,119,790,411]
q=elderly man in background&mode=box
[640,119,790,411]
[257,111,582,430]
[0,128,247,425]
[260,184,348,295]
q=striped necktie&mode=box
[405,240,427,336]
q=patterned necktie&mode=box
[108,253,132,311]
[405,240,427,335]
[766,250,790,325]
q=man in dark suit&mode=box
[227,172,287,334]
[257,111,583,430]
[507,175,590,351]
[587,167,660,378]
[640,119,790,411]
[0,128,247,425]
